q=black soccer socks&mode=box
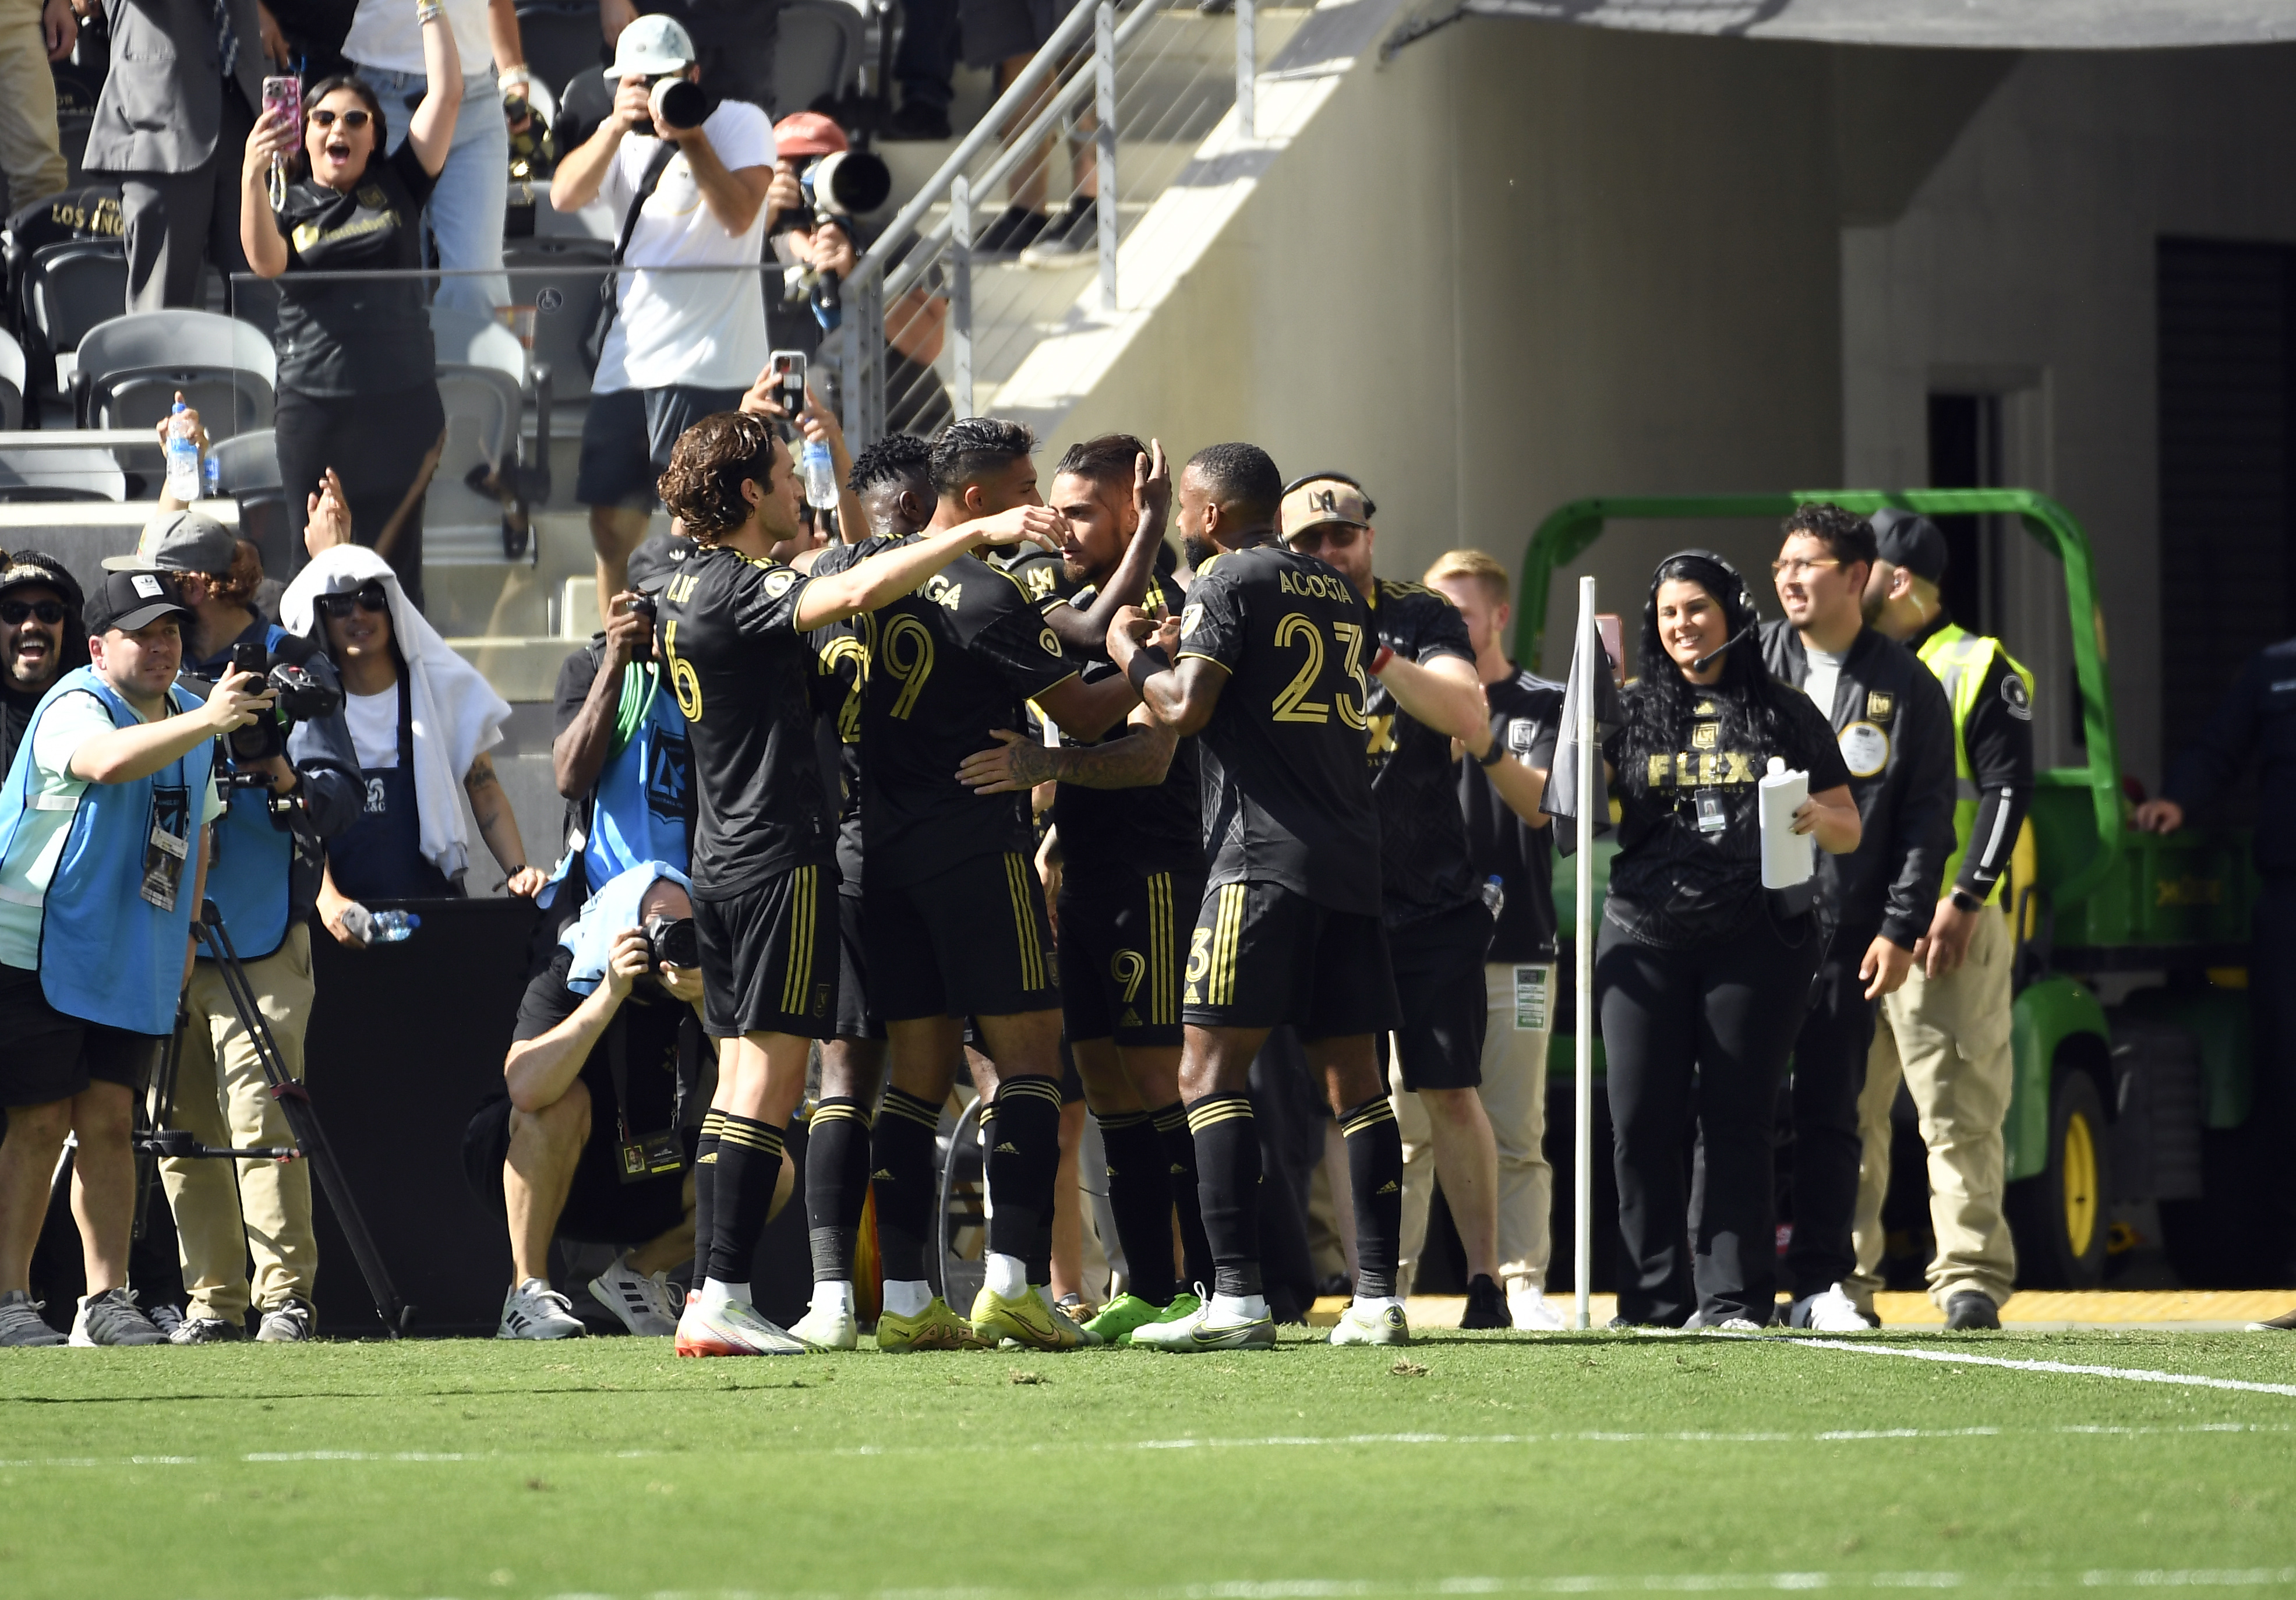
[1186,1092,1262,1298]
[1151,1100,1213,1291]
[806,1097,874,1283]
[1341,1096,1403,1298]
[870,1087,942,1284]
[707,1114,786,1287]
[1097,1109,1177,1305]
[985,1075,1064,1266]
[693,1110,725,1282]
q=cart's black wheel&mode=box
[2008,1068,2111,1288]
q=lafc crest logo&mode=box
[1866,690,1894,723]
[1691,722,1718,750]
[763,567,800,599]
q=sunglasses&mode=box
[1285,523,1362,553]
[308,108,372,129]
[0,599,63,625]
[317,585,389,620]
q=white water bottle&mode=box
[802,439,838,510]
[164,401,201,503]
[1757,756,1813,890]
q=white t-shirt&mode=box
[344,0,495,78]
[345,687,400,770]
[1803,647,1846,725]
[594,101,776,393]
[0,688,226,971]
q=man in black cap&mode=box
[1852,510,2033,1330]
[0,552,87,781]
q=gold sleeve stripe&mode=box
[778,866,819,1018]
[1004,852,1047,991]
[1172,651,1234,676]
[1185,1097,1256,1133]
[810,1102,873,1128]
[699,1108,729,1136]
[1149,871,1174,1026]
[718,1124,787,1157]
[1340,1101,1398,1137]
[880,1088,943,1129]
[997,1076,1067,1108]
[1207,882,1246,1008]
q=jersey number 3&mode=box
[1271,612,1367,729]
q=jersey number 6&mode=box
[662,619,704,722]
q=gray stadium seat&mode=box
[0,329,25,431]
[18,238,126,417]
[70,308,277,438]
[429,307,547,564]
[514,0,603,110]
[0,444,122,502]
[773,0,866,115]
[503,238,610,401]
[210,428,293,577]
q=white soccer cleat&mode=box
[497,1278,585,1340]
[1799,1283,1873,1333]
[1328,1299,1410,1347]
[676,1297,806,1357]
[587,1253,679,1337]
[1508,1283,1567,1331]
[789,1301,859,1351]
[1129,1299,1275,1352]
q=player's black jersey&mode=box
[813,535,1079,889]
[1462,669,1564,962]
[989,546,1076,619]
[1177,543,1380,916]
[810,613,868,895]
[655,543,834,899]
[1363,578,1479,928]
[1056,573,1198,873]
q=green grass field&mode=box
[3,1328,2293,1598]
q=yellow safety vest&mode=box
[1916,621,2035,906]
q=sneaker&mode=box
[1082,1291,1167,1346]
[1508,1281,1566,1331]
[1791,1283,1873,1333]
[588,1253,679,1337]
[69,1286,167,1346]
[2248,1307,2296,1331]
[1131,1297,1276,1352]
[1460,1274,1509,1330]
[147,1303,185,1338]
[497,1278,585,1340]
[1944,1291,2001,1331]
[1328,1299,1410,1347]
[169,1315,244,1345]
[970,1284,1101,1350]
[874,1295,985,1352]
[885,98,952,140]
[256,1299,316,1343]
[975,206,1050,260]
[675,1296,805,1357]
[0,1288,63,1346]
[1704,1318,1766,1333]
[790,1301,859,1351]
[1018,198,1100,267]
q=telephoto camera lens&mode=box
[648,76,707,135]
[641,913,698,972]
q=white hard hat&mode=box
[605,12,696,80]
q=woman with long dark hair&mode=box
[238,7,464,612]
[1598,551,1861,1330]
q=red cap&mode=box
[773,111,849,158]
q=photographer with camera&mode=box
[0,572,271,1345]
[105,511,362,1343]
[468,860,711,1338]
[550,12,775,612]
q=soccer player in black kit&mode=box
[650,412,1061,1357]
[814,418,1139,1352]
[1109,442,1408,1352]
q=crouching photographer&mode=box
[116,513,362,1344]
[0,573,270,1345]
[468,861,736,1340]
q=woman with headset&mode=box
[1598,552,1861,1330]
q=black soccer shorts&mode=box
[1383,899,1496,1092]
[692,862,839,1040]
[1057,861,1203,1048]
[1179,880,1401,1040]
[866,849,1060,1022]
[833,891,882,1041]
[0,964,157,1107]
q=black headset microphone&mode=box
[1689,622,1755,676]
[1660,548,1760,676]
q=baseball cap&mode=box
[83,570,191,637]
[605,12,695,79]
[1279,474,1375,541]
[626,529,696,592]
[1869,507,1948,585]
[0,550,81,609]
[773,111,847,159]
[101,509,235,575]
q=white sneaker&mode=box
[789,1301,859,1350]
[675,1297,805,1357]
[587,1253,678,1337]
[1328,1299,1411,1347]
[1706,1317,1765,1333]
[497,1278,585,1340]
[1798,1283,1872,1333]
[1507,1282,1566,1331]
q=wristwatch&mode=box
[1476,739,1507,768]
[1949,886,1984,914]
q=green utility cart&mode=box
[1521,490,2262,1290]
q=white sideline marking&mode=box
[1772,1336,2296,1397]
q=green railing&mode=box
[1514,490,2123,906]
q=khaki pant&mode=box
[0,0,64,214]
[1849,905,2018,1312]
[1394,960,1556,1294]
[158,925,319,1322]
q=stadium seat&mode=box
[0,443,122,502]
[15,237,126,421]
[515,0,602,109]
[503,238,610,401]
[773,0,866,116]
[429,306,550,564]
[70,308,277,437]
[209,428,293,577]
[0,328,26,430]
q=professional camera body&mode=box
[641,910,697,972]
[202,640,345,821]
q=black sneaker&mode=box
[1944,1291,2001,1330]
[1459,1274,1509,1330]
[885,99,952,140]
[1019,198,1100,267]
[975,206,1051,259]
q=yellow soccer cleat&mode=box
[874,1296,987,1352]
[969,1284,1103,1350]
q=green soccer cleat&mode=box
[1082,1292,1165,1346]
[873,1297,987,1352]
[970,1284,1103,1350]
[1327,1301,1411,1347]
[1130,1297,1275,1353]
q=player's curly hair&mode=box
[1054,433,1147,488]
[1185,442,1281,524]
[847,432,933,497]
[1781,500,1878,573]
[930,417,1036,495]
[658,411,778,546]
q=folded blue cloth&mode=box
[559,859,693,995]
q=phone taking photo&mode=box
[262,74,302,130]
[769,350,806,420]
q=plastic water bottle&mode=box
[801,439,838,510]
[203,453,221,499]
[1480,874,1506,924]
[164,401,201,503]
[338,905,420,946]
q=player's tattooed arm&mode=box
[467,752,546,898]
[956,709,1177,794]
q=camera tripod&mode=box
[132,900,413,1337]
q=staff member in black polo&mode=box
[1759,503,1955,1331]
[1600,552,1861,1330]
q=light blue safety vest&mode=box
[540,661,690,907]
[200,624,295,959]
[0,666,216,1035]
